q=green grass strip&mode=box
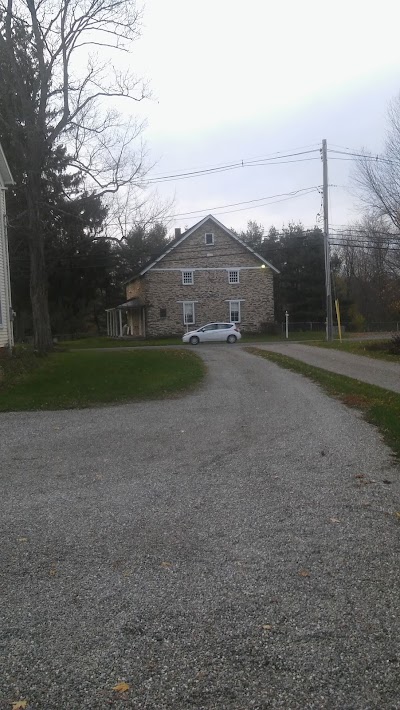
[245,346,400,461]
[305,338,400,363]
[0,349,205,411]
[61,336,183,349]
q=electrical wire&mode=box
[147,143,320,178]
[147,143,322,179]
[330,225,400,238]
[170,186,322,218]
[179,188,319,218]
[146,150,321,184]
[328,148,397,165]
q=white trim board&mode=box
[0,144,14,185]
[151,266,266,272]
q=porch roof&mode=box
[115,297,143,310]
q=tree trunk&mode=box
[27,176,53,352]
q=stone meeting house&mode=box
[106,215,279,338]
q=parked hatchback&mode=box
[182,322,241,345]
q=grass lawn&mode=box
[306,338,400,363]
[245,346,400,461]
[61,336,182,349]
[62,330,328,350]
[0,348,205,411]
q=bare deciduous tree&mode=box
[356,94,400,233]
[337,216,399,324]
[0,0,149,351]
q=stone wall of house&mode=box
[128,218,276,337]
[144,267,274,336]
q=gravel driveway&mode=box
[1,347,399,710]
[253,342,400,393]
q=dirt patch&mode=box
[341,393,369,409]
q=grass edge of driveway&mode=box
[304,338,400,363]
[245,346,400,465]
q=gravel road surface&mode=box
[253,342,400,393]
[1,347,399,710]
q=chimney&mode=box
[175,227,181,239]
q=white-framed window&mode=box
[205,232,214,245]
[229,300,241,323]
[228,269,239,284]
[183,301,195,324]
[182,270,194,285]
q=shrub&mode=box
[389,333,400,354]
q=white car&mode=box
[182,322,241,345]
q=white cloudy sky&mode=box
[131,0,400,233]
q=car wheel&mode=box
[227,334,237,344]
[189,336,200,345]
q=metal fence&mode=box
[282,320,400,334]
[283,321,326,333]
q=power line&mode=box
[328,148,397,165]
[102,186,323,225]
[146,150,321,184]
[330,243,400,251]
[331,225,400,238]
[147,145,321,179]
[176,188,320,218]
[170,186,322,218]
[331,232,400,244]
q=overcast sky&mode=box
[131,0,400,233]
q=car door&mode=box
[216,323,231,341]
[200,324,219,341]
[209,324,222,341]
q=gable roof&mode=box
[0,142,14,185]
[127,215,279,283]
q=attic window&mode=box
[182,270,194,285]
[229,270,239,284]
[205,232,214,245]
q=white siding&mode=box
[0,181,12,348]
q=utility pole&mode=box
[322,139,333,341]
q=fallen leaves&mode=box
[354,473,375,485]
[17,537,28,543]
[112,682,130,693]
[160,561,172,569]
[298,569,310,578]
[11,701,28,710]
[262,624,272,631]
[329,517,340,524]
